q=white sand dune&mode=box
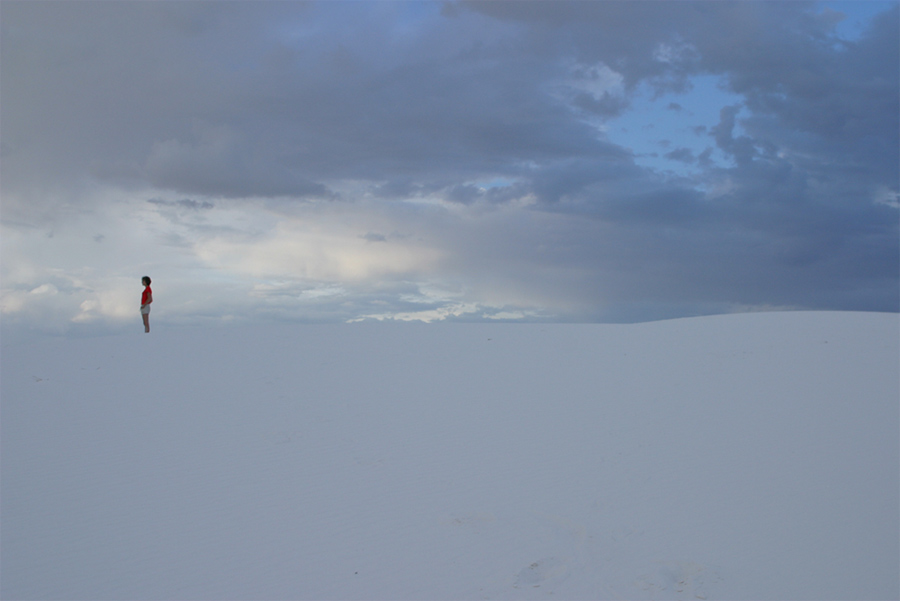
[2,311,898,600]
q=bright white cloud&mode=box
[195,216,440,282]
[350,302,482,323]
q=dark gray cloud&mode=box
[1,0,896,328]
[457,1,898,315]
[664,148,696,164]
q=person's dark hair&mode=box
[142,276,151,286]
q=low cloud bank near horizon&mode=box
[2,1,897,335]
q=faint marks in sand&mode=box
[513,557,570,590]
[274,430,299,444]
[441,511,496,532]
[635,561,721,600]
[352,453,387,469]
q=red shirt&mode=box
[142,286,152,305]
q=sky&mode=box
[1,0,898,335]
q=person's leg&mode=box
[143,312,150,332]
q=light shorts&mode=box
[140,305,151,315]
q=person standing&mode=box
[141,276,153,333]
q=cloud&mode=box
[147,198,215,211]
[361,232,388,243]
[144,124,332,199]
[664,148,696,163]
